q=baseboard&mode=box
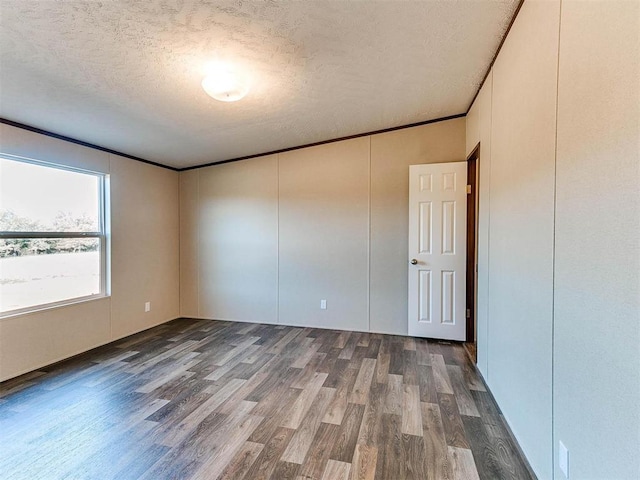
[472,363,539,480]
[183,315,413,337]
[0,316,181,383]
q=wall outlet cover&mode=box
[145,302,151,312]
[320,299,327,310]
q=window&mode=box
[0,154,108,315]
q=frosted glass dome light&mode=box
[202,64,250,102]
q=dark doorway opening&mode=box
[465,143,480,362]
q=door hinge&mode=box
[466,308,471,318]
[466,185,472,194]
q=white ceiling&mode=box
[0,1,519,169]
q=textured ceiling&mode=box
[0,1,519,169]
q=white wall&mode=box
[465,71,493,377]
[370,120,468,334]
[199,155,278,323]
[553,1,640,478]
[488,2,559,476]
[279,139,370,331]
[179,168,199,317]
[466,0,640,478]
[0,124,180,381]
[180,118,465,334]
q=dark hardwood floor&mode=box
[0,318,534,480]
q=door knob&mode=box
[410,259,418,265]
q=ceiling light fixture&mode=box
[201,62,250,102]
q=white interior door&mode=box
[408,162,467,340]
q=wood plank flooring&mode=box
[0,318,535,480]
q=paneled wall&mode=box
[199,155,278,324]
[553,1,639,478]
[370,120,469,334]
[179,117,465,335]
[0,124,180,381]
[466,0,640,478]
[279,139,370,330]
[487,2,559,476]
[464,71,492,377]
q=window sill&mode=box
[0,294,111,320]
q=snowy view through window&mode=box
[0,157,105,313]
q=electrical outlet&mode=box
[559,441,569,478]
[145,301,151,313]
[320,299,327,310]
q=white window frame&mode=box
[0,153,110,317]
